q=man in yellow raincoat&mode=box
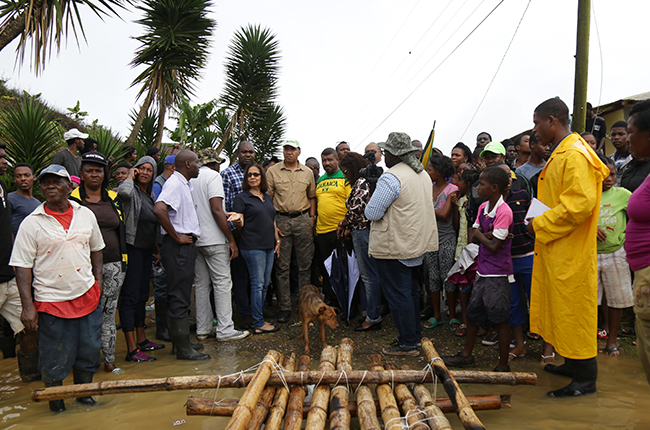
[528,98,609,398]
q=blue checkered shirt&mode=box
[221,161,245,230]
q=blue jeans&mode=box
[376,259,421,347]
[351,229,382,323]
[241,249,274,328]
[509,254,534,328]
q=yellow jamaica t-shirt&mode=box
[315,170,351,234]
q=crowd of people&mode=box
[0,96,649,413]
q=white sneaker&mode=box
[217,330,250,342]
[196,334,209,341]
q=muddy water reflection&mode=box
[1,338,650,429]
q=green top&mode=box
[597,186,632,254]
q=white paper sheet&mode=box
[524,198,551,224]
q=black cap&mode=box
[81,151,108,166]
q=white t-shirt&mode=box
[191,166,228,247]
[9,201,105,302]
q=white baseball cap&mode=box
[63,128,89,141]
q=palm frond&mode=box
[0,96,62,177]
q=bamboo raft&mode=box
[32,337,537,429]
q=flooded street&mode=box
[2,323,650,429]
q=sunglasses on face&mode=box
[247,172,261,178]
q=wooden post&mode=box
[186,394,510,417]
[305,346,338,430]
[264,353,297,430]
[329,338,353,430]
[571,0,591,133]
[404,364,453,430]
[31,370,535,402]
[284,355,312,430]
[421,338,486,430]
[384,363,428,430]
[225,350,282,430]
[369,354,405,430]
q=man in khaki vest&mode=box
[366,132,438,356]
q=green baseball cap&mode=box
[480,141,506,158]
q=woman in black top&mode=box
[233,164,281,334]
[70,151,127,372]
[117,155,163,362]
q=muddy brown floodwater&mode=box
[2,308,650,429]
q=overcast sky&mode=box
[1,0,648,163]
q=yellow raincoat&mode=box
[529,133,609,359]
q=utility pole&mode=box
[571,0,591,133]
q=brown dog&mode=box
[298,284,340,355]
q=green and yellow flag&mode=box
[419,121,436,168]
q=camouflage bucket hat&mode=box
[377,132,415,156]
[197,148,225,166]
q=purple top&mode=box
[473,197,513,276]
[625,176,650,272]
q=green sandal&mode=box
[423,317,443,329]
[449,318,462,332]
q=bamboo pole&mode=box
[305,346,338,430]
[356,383,381,430]
[284,355,312,430]
[384,363,428,430]
[248,356,286,429]
[249,386,277,430]
[329,338,353,430]
[402,364,453,430]
[186,394,510,417]
[32,370,535,402]
[225,350,282,430]
[421,338,485,430]
[369,354,405,430]
[265,353,296,430]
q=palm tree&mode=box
[0,96,62,179]
[0,0,129,73]
[217,24,280,153]
[249,102,285,164]
[168,96,219,149]
[125,0,215,148]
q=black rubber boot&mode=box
[44,380,65,412]
[73,369,96,405]
[155,301,172,342]
[169,317,210,360]
[544,358,574,378]
[17,349,41,382]
[548,357,597,398]
[171,342,204,355]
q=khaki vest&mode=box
[369,162,439,260]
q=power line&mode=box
[591,0,604,109]
[459,0,532,141]
[359,0,421,86]
[353,0,505,148]
[339,0,454,139]
[350,0,489,149]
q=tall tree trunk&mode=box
[125,86,156,147]
[154,102,166,148]
[0,11,26,53]
[215,110,237,154]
